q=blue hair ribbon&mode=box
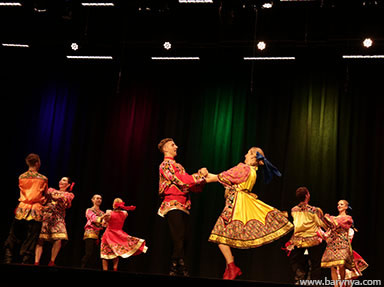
[256,152,282,184]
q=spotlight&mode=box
[71,43,79,51]
[163,42,171,50]
[362,38,373,48]
[257,41,266,51]
[262,2,273,8]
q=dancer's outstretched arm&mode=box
[206,173,218,183]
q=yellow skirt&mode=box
[209,190,293,249]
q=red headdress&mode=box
[114,201,136,211]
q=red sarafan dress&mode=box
[100,210,148,259]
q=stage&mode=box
[0,263,299,287]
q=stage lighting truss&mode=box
[342,55,384,59]
[178,0,213,3]
[0,2,22,6]
[66,55,113,60]
[151,57,200,60]
[244,56,295,60]
[1,43,29,47]
[80,2,114,7]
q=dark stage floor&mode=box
[0,263,299,287]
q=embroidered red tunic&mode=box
[157,157,205,217]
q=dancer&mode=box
[100,198,148,271]
[285,187,327,283]
[157,138,207,276]
[81,194,106,269]
[343,228,368,280]
[321,200,355,287]
[34,177,75,266]
[3,153,48,264]
[206,147,293,280]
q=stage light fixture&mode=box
[257,41,266,51]
[163,42,172,50]
[363,38,373,48]
[262,2,273,8]
[71,43,79,51]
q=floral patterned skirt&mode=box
[321,230,355,270]
[39,213,68,241]
[100,228,147,259]
[208,189,293,249]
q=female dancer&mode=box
[344,228,368,280]
[206,147,293,280]
[100,198,148,271]
[321,200,355,286]
[35,177,75,266]
[320,200,368,286]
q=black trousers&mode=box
[289,242,326,282]
[81,238,100,269]
[165,210,190,260]
[3,218,42,264]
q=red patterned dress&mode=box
[39,188,74,241]
[100,210,147,259]
[208,163,293,248]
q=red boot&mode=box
[223,262,242,280]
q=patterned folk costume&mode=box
[321,214,355,270]
[39,188,74,241]
[343,228,368,280]
[15,170,48,222]
[101,205,147,260]
[83,207,105,240]
[209,163,293,249]
[158,156,205,217]
[4,169,48,264]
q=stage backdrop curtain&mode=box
[2,59,383,282]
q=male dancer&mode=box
[81,194,106,269]
[4,153,48,264]
[286,187,327,283]
[157,138,207,276]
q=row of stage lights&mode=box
[1,38,380,61]
[0,1,382,61]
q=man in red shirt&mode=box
[158,138,207,276]
[4,153,48,264]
